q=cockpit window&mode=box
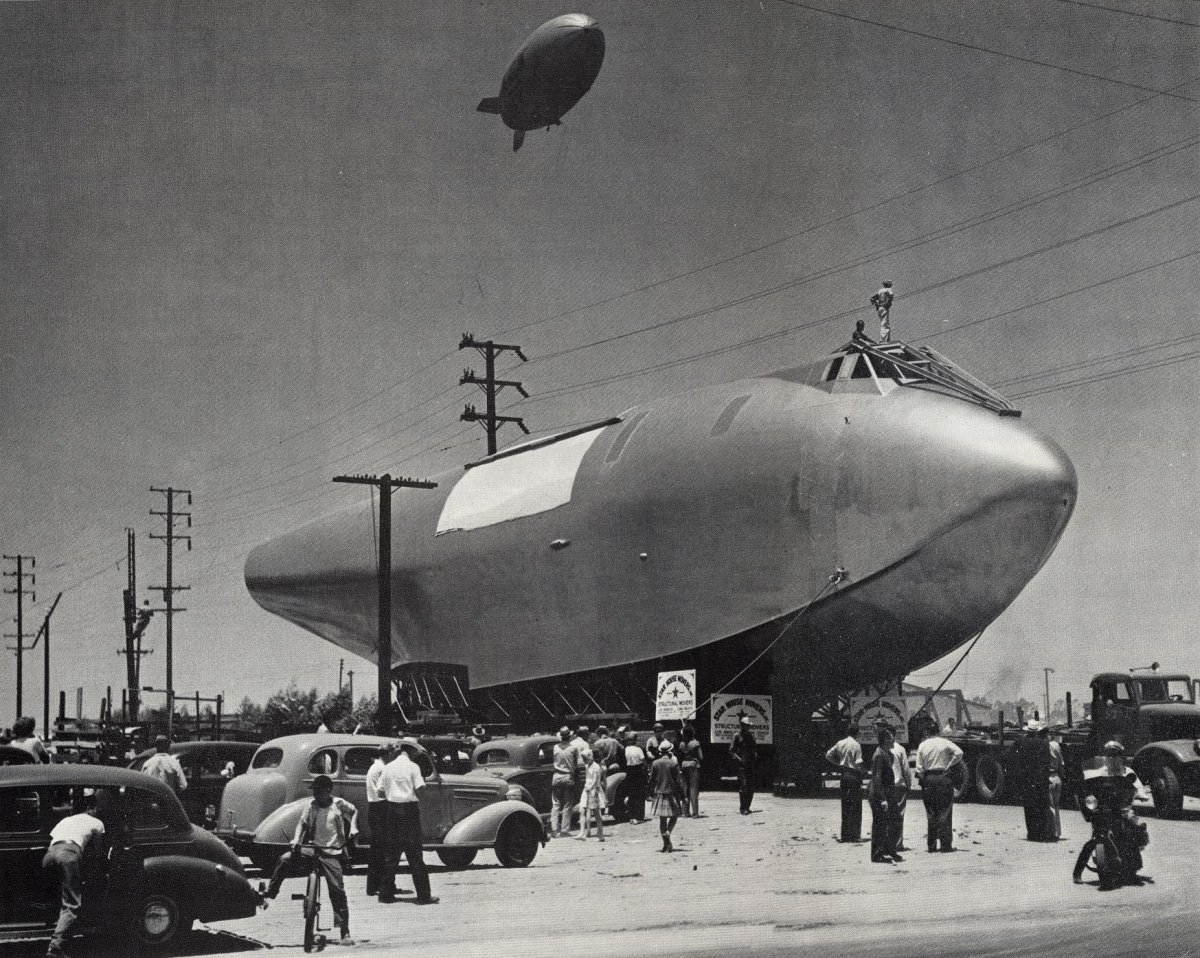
[849,355,873,379]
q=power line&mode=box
[1049,0,1200,29]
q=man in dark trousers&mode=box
[379,742,438,905]
[867,726,900,863]
[915,729,964,852]
[825,723,865,842]
[1014,720,1052,841]
[730,716,758,815]
[364,742,395,897]
[43,791,105,958]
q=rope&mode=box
[680,566,847,722]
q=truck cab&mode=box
[1090,671,1200,817]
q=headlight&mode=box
[1193,739,1200,757]
[506,785,526,802]
[1084,795,1098,811]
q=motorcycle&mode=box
[1072,767,1148,890]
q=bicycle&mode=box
[265,842,336,952]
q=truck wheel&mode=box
[974,755,1006,803]
[436,848,478,869]
[1150,763,1184,819]
[952,763,971,802]
[495,815,540,868]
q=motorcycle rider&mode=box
[1073,740,1148,885]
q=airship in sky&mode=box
[477,13,606,151]
[245,339,1076,775]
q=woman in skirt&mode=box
[649,739,685,852]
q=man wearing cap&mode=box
[551,726,580,837]
[380,743,438,905]
[141,736,187,796]
[730,717,758,815]
[914,729,964,852]
[365,742,394,897]
[1013,720,1052,842]
[825,723,865,842]
[261,774,358,945]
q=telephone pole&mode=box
[332,474,437,736]
[3,554,36,719]
[459,333,530,455]
[150,487,191,740]
[119,529,155,723]
[25,593,62,739]
[1043,667,1055,721]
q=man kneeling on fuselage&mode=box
[261,774,358,946]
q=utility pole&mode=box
[347,670,354,707]
[1043,667,1055,721]
[332,474,437,736]
[119,529,155,723]
[459,333,530,455]
[150,487,191,740]
[339,658,344,692]
[3,554,36,719]
[23,593,62,740]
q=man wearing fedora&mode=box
[1014,719,1053,842]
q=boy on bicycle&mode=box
[261,774,359,946]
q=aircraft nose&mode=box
[828,395,1075,658]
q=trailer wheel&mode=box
[974,754,1006,803]
[951,762,971,802]
[1150,763,1184,819]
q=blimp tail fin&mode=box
[477,97,503,114]
[512,130,525,151]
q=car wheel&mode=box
[974,755,1005,803]
[131,892,191,948]
[436,848,478,869]
[1150,762,1184,819]
[495,815,540,868]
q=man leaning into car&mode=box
[43,790,105,958]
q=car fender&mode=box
[134,855,258,921]
[252,796,308,846]
[442,799,543,847]
[605,770,627,803]
[1132,742,1200,776]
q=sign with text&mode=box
[850,684,909,745]
[710,693,773,744]
[655,669,696,721]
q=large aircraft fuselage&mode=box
[245,345,1077,700]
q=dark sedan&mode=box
[129,740,259,828]
[470,735,559,818]
[0,765,258,950]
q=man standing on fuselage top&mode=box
[870,280,895,342]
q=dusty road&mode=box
[16,791,1200,958]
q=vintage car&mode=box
[0,765,258,949]
[469,735,558,816]
[129,740,259,828]
[216,734,545,871]
[0,746,37,767]
[418,736,476,775]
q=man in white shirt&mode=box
[870,280,895,342]
[550,727,579,837]
[365,743,395,897]
[825,724,864,842]
[141,736,187,795]
[379,743,437,905]
[43,792,105,958]
[888,732,913,852]
[915,734,964,852]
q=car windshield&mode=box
[1139,678,1193,704]
[251,747,284,769]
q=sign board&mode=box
[849,684,909,745]
[710,693,773,744]
[655,670,696,721]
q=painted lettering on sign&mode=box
[656,669,696,721]
[710,693,773,744]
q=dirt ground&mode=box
[16,790,1200,958]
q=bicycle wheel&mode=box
[303,869,321,953]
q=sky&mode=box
[2,0,1199,729]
